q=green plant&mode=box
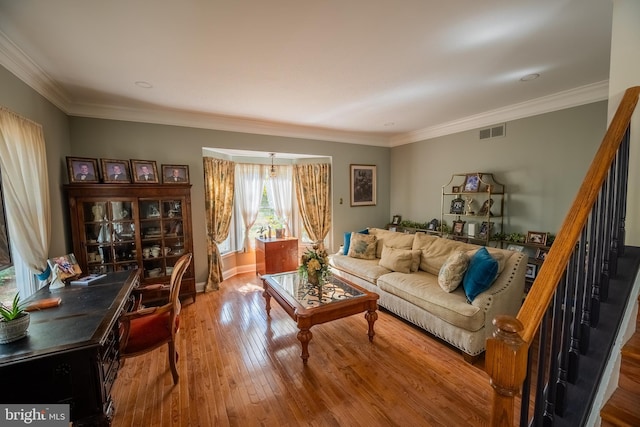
[0,293,27,321]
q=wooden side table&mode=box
[255,237,299,276]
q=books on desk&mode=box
[70,273,106,285]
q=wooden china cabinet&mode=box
[64,183,196,303]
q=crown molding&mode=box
[389,81,610,146]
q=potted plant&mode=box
[0,293,30,344]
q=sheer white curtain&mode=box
[0,108,51,297]
[266,165,293,236]
[235,163,265,251]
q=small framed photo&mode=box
[525,263,537,279]
[162,164,190,184]
[452,220,466,236]
[67,157,99,183]
[427,218,439,231]
[536,248,550,261]
[478,221,493,239]
[526,231,548,246]
[101,159,131,183]
[47,253,82,282]
[391,215,402,225]
[452,186,460,193]
[350,164,377,206]
[477,198,494,216]
[388,226,397,232]
[463,173,482,192]
[507,244,525,252]
[450,197,465,215]
[131,160,159,183]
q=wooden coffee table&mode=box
[261,271,379,364]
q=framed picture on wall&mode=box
[350,164,377,206]
[162,164,190,184]
[67,157,99,183]
[131,160,159,183]
[101,158,131,183]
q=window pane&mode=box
[0,266,16,306]
[249,185,285,241]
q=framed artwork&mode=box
[507,244,525,252]
[450,197,465,214]
[131,160,159,183]
[525,263,537,280]
[162,164,190,184]
[427,218,439,231]
[47,253,82,282]
[67,157,99,183]
[536,248,550,261]
[452,220,466,236]
[452,186,460,193]
[391,215,402,225]
[463,173,482,192]
[101,158,131,183]
[526,231,548,246]
[478,221,493,239]
[350,164,377,206]
[477,198,494,216]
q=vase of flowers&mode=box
[298,244,329,286]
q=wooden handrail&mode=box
[487,86,640,426]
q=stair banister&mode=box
[486,86,640,426]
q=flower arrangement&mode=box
[298,245,329,285]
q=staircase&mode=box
[601,296,640,427]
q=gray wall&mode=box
[0,66,71,258]
[68,117,392,282]
[390,101,608,236]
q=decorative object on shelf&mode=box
[131,159,159,183]
[0,293,30,344]
[478,221,493,239]
[427,218,439,231]
[477,198,493,216]
[464,197,475,215]
[101,158,131,183]
[350,164,377,206]
[507,244,525,252]
[391,215,402,225]
[450,197,465,214]
[452,186,460,193]
[162,164,190,184]
[452,219,466,236]
[463,173,482,192]
[536,248,549,261]
[298,244,329,286]
[526,231,549,245]
[66,156,99,184]
[525,263,537,279]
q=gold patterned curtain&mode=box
[203,157,235,292]
[293,163,331,249]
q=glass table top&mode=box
[266,272,365,308]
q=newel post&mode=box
[486,315,528,427]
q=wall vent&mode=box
[479,123,506,140]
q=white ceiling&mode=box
[0,0,612,146]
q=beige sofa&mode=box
[329,228,527,362]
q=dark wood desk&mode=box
[0,269,140,426]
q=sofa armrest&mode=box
[471,252,528,332]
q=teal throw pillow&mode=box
[462,246,499,302]
[343,229,369,255]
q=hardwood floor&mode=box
[111,273,494,426]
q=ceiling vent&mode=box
[479,124,506,140]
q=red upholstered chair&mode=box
[118,253,192,384]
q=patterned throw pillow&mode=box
[347,233,377,260]
[438,251,470,292]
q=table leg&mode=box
[263,290,271,317]
[297,328,313,364]
[365,308,378,342]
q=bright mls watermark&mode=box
[1,405,69,426]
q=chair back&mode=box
[169,253,192,316]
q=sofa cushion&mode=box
[368,228,415,258]
[379,245,421,274]
[418,236,476,275]
[438,251,470,292]
[462,247,499,302]
[377,271,484,332]
[347,233,377,259]
[330,254,391,284]
[343,229,369,255]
